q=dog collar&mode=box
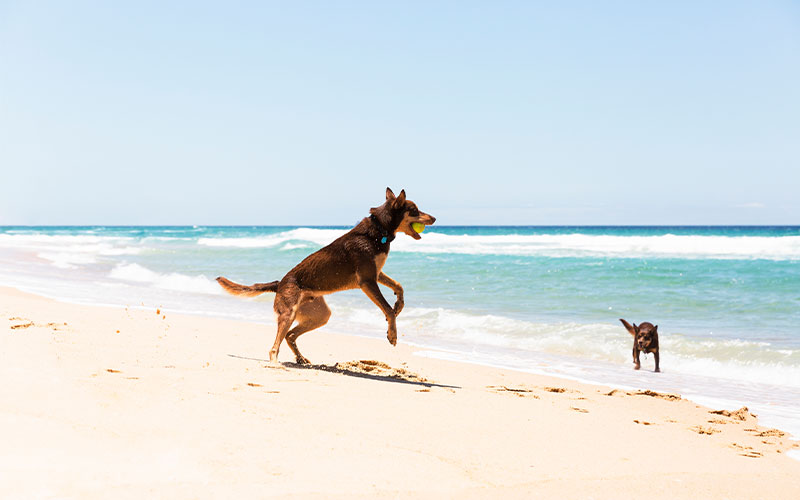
[369,214,395,244]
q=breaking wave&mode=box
[196,228,800,260]
[109,263,221,295]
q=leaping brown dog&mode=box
[217,188,436,364]
[619,319,660,372]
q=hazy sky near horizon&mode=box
[1,1,799,225]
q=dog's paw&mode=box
[387,328,398,346]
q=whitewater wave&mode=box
[327,303,800,388]
[109,263,222,295]
[6,228,799,260]
[195,228,800,260]
[389,232,800,260]
[197,228,346,249]
[0,233,143,269]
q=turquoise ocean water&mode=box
[2,225,799,442]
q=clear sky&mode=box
[1,1,798,225]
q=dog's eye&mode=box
[410,209,419,217]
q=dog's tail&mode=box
[216,276,278,297]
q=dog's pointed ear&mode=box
[394,189,407,207]
[653,325,658,334]
[620,318,637,336]
[385,187,396,201]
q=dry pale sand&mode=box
[1,286,799,499]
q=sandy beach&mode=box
[1,286,799,499]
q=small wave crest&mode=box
[197,228,346,249]
[109,263,221,295]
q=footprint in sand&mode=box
[730,443,763,458]
[709,407,754,421]
[691,425,721,435]
[9,317,34,329]
[605,389,681,401]
[486,386,540,398]
[8,319,67,331]
[753,429,785,438]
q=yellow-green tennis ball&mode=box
[411,222,425,233]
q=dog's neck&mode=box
[368,213,395,244]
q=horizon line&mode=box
[2,224,799,229]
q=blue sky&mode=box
[1,1,798,225]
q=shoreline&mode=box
[2,285,800,498]
[6,282,800,439]
[9,280,800,444]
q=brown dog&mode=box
[619,319,660,372]
[217,188,436,364]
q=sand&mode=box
[1,286,799,499]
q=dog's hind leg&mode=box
[269,287,300,363]
[285,297,331,365]
[270,308,296,363]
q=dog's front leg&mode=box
[653,351,660,372]
[360,280,398,345]
[378,272,404,316]
[633,345,641,370]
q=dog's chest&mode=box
[374,252,388,272]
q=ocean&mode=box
[2,225,799,441]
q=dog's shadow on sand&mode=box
[228,354,460,390]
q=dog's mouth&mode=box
[405,215,435,240]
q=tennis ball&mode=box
[411,222,425,233]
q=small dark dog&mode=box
[619,319,660,372]
[217,188,435,364]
